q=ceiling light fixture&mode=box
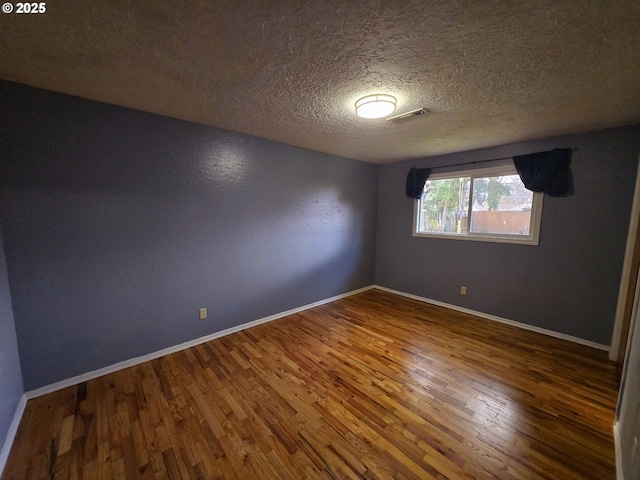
[355,94,397,119]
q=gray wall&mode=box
[2,76,639,392]
[375,125,640,345]
[0,227,23,451]
[0,81,378,390]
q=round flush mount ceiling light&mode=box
[355,94,397,119]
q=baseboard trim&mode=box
[26,285,375,400]
[373,285,610,351]
[614,422,624,480]
[0,394,27,477]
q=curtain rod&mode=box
[428,148,577,171]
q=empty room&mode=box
[1,1,640,479]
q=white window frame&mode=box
[412,163,543,245]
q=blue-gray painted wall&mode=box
[0,227,23,451]
[375,125,640,345]
[0,81,378,390]
[2,78,640,392]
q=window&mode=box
[413,163,543,245]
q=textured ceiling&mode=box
[1,0,639,164]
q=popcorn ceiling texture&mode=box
[0,0,639,163]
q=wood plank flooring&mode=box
[2,289,621,479]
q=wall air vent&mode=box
[387,107,429,122]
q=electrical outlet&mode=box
[460,286,467,295]
[199,308,207,320]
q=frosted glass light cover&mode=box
[355,94,397,119]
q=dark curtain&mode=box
[405,168,431,198]
[513,148,572,196]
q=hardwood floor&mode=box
[2,289,621,479]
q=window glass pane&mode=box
[470,175,533,236]
[419,177,470,233]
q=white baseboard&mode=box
[373,285,610,351]
[0,394,27,477]
[26,285,375,400]
[614,422,624,480]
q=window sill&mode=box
[412,231,539,246]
